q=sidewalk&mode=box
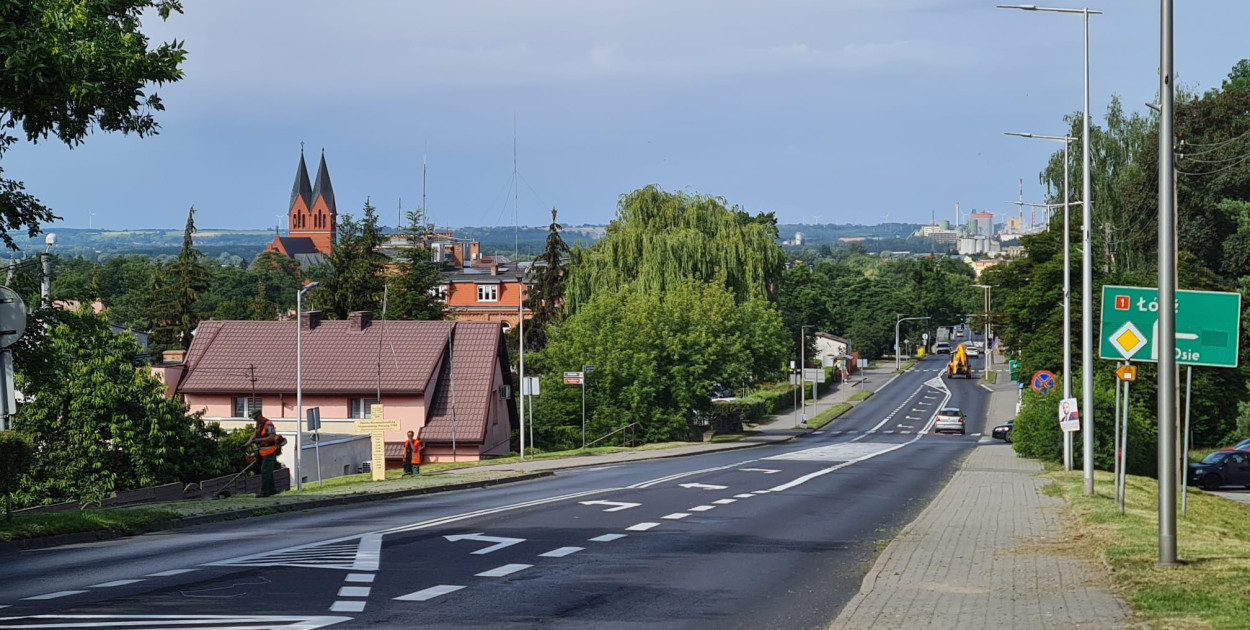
[829,375,1132,630]
[755,362,901,432]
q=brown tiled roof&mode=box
[179,319,466,396]
[420,322,512,444]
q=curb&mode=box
[0,471,556,554]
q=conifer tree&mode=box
[524,207,570,350]
[316,199,387,318]
[151,206,209,348]
[389,208,447,320]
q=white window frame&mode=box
[477,284,499,302]
[233,397,263,418]
[428,284,449,299]
[349,398,380,419]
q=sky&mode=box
[8,0,1250,231]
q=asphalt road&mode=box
[0,355,991,630]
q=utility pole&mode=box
[1157,0,1179,566]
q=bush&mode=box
[0,432,35,520]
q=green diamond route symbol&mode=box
[1109,321,1147,359]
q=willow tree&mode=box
[566,186,784,313]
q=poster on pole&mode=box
[1058,397,1081,433]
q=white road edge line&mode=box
[395,585,466,602]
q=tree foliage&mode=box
[389,207,447,321]
[314,199,387,318]
[566,186,784,312]
[0,431,34,520]
[0,0,186,250]
[11,308,226,507]
[524,207,571,351]
[530,280,787,448]
[150,207,209,348]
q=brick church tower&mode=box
[266,148,338,266]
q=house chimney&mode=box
[301,310,323,331]
[161,349,186,364]
[348,311,373,331]
[490,263,498,276]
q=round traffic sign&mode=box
[1031,370,1057,395]
[0,286,26,348]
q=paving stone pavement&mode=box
[829,380,1133,630]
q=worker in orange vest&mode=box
[246,411,282,497]
[403,430,423,476]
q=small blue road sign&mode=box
[1031,370,1058,395]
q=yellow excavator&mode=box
[946,343,972,379]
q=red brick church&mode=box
[265,149,337,267]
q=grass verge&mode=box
[848,390,873,402]
[709,432,756,443]
[981,370,999,384]
[1043,467,1250,629]
[808,403,853,430]
[0,508,180,543]
[894,358,919,373]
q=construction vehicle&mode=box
[946,343,972,379]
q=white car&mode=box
[934,407,966,435]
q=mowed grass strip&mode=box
[848,390,873,402]
[807,403,852,430]
[0,508,180,543]
[1043,467,1250,630]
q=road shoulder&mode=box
[828,378,1132,630]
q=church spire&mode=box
[311,148,336,216]
[290,146,313,212]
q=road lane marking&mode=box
[88,580,144,588]
[678,482,728,490]
[207,532,383,571]
[337,586,370,598]
[582,465,621,471]
[22,591,87,600]
[539,547,584,558]
[733,494,754,499]
[625,522,660,531]
[476,564,532,577]
[0,615,356,627]
[396,585,466,601]
[688,505,716,512]
[330,601,366,613]
[712,499,737,504]
[629,461,754,489]
[579,500,641,512]
[883,430,894,434]
[589,534,627,542]
[662,513,690,520]
[739,468,781,474]
[345,573,375,583]
[145,569,197,577]
[443,533,525,555]
[751,490,770,494]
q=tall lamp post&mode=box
[800,324,813,421]
[895,315,931,370]
[1006,131,1077,470]
[971,285,994,372]
[998,3,1101,497]
[516,273,526,460]
[295,281,320,492]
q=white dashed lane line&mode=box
[338,586,371,598]
[331,601,366,613]
[625,522,660,532]
[661,513,690,520]
[733,494,754,499]
[345,573,375,583]
[22,591,86,600]
[145,569,197,577]
[476,564,532,578]
[396,585,466,601]
[539,547,584,558]
[713,498,737,505]
[589,533,627,542]
[88,579,144,588]
[688,505,716,512]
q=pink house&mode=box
[158,312,517,463]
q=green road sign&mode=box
[1099,285,1241,368]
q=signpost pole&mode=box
[1182,366,1192,517]
[1114,362,1122,505]
[1121,378,1130,515]
[1158,0,1179,564]
[581,378,586,449]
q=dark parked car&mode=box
[1188,449,1250,490]
[709,384,736,401]
[1220,438,1250,452]
[991,420,1013,443]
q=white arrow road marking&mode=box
[476,563,532,577]
[739,468,781,474]
[626,522,660,531]
[444,533,525,555]
[679,483,728,490]
[539,547,584,558]
[0,615,354,629]
[578,500,641,512]
[396,585,466,602]
[589,533,627,542]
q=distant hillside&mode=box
[6,221,923,262]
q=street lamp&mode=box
[971,285,994,373]
[800,325,814,421]
[895,315,931,370]
[516,272,526,460]
[295,280,320,492]
[1006,131,1077,471]
[999,3,1101,497]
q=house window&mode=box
[350,398,380,419]
[477,284,498,302]
[233,397,263,418]
[429,284,449,299]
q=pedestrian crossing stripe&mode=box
[0,615,352,629]
[765,442,902,462]
[207,533,381,571]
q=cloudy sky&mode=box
[9,1,1250,231]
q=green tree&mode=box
[524,207,571,351]
[315,199,387,318]
[0,1,186,250]
[151,206,209,348]
[389,207,447,321]
[566,186,784,313]
[11,308,225,507]
[249,250,303,312]
[0,432,34,520]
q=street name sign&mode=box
[1099,286,1241,368]
[355,404,401,481]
